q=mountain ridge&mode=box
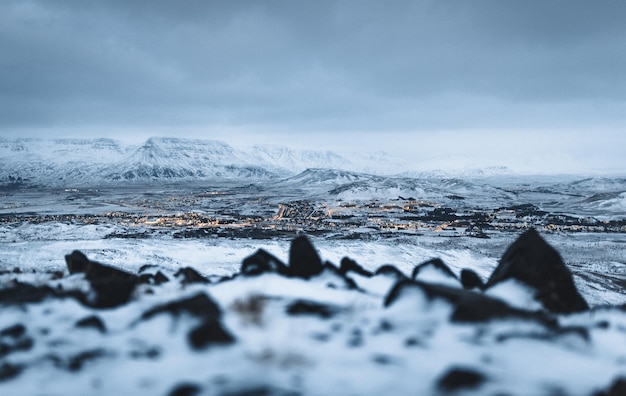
[1,136,617,188]
[1,137,412,187]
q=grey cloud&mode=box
[1,0,625,134]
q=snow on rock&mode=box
[485,228,589,313]
[0,230,625,395]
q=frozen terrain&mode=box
[0,137,625,395]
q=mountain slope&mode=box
[0,137,417,187]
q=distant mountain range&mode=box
[1,137,624,218]
[0,137,518,187]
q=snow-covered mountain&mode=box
[0,137,415,187]
[2,138,624,204]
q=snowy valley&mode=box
[0,137,625,395]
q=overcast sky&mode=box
[1,1,625,173]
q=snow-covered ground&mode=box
[1,137,625,395]
[0,227,625,395]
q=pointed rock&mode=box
[385,279,554,324]
[485,228,588,313]
[188,318,235,349]
[241,249,288,276]
[65,251,138,308]
[460,269,484,290]
[288,235,323,278]
[319,262,358,290]
[75,316,107,334]
[411,258,459,286]
[174,267,209,285]
[375,265,407,281]
[142,293,221,321]
[339,257,373,277]
[412,258,457,280]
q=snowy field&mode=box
[1,179,625,395]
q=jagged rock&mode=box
[75,316,107,333]
[65,250,138,308]
[385,279,554,324]
[286,300,340,319]
[412,258,457,280]
[339,257,373,277]
[437,366,486,392]
[375,265,408,281]
[138,271,170,285]
[485,228,589,313]
[288,235,323,278]
[318,262,358,290]
[142,293,221,321]
[188,318,235,349]
[174,267,209,285]
[140,293,235,349]
[241,248,288,276]
[67,349,108,372]
[138,264,158,273]
[460,269,484,290]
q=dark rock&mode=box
[485,228,589,313]
[286,300,339,319]
[594,377,626,396]
[65,250,138,308]
[138,271,170,286]
[142,293,221,321]
[437,366,486,392]
[288,235,323,278]
[339,257,373,277]
[0,282,56,306]
[50,270,64,280]
[188,318,236,349]
[141,293,235,349]
[319,263,358,290]
[374,265,407,280]
[0,362,22,382]
[168,383,203,396]
[67,349,107,372]
[138,264,158,273]
[385,280,555,324]
[154,271,170,284]
[0,324,33,358]
[411,258,458,281]
[241,249,288,276]
[0,324,26,338]
[460,269,484,290]
[75,316,107,333]
[175,267,210,285]
[65,250,89,274]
